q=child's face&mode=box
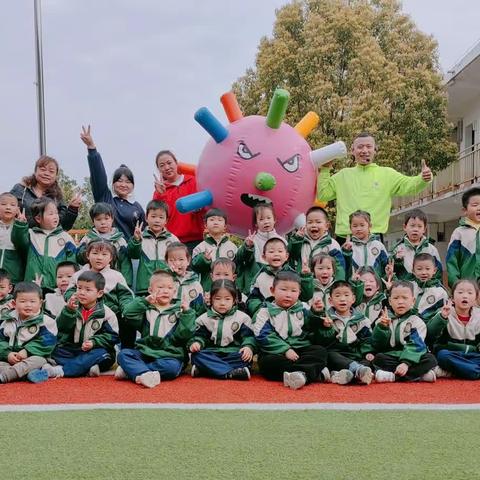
[329,286,355,315]
[15,292,42,320]
[313,259,334,285]
[453,282,477,312]
[56,266,76,293]
[0,278,12,300]
[389,286,414,316]
[0,195,18,223]
[206,216,226,236]
[211,264,235,282]
[256,208,275,233]
[76,280,103,308]
[36,203,59,230]
[93,214,114,234]
[271,280,300,308]
[350,216,370,240]
[167,248,190,276]
[464,195,480,223]
[306,211,328,240]
[211,287,235,314]
[412,259,436,282]
[148,275,176,306]
[403,217,426,243]
[146,208,167,234]
[360,272,379,299]
[262,242,288,269]
[87,247,112,272]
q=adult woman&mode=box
[80,125,145,239]
[153,150,204,250]
[10,156,80,230]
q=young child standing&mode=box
[44,261,79,318]
[0,282,57,384]
[189,279,255,380]
[116,270,195,388]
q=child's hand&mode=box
[441,299,453,319]
[81,340,93,351]
[239,346,253,362]
[342,235,353,251]
[322,314,333,328]
[181,301,190,312]
[204,292,211,306]
[351,267,360,281]
[382,259,394,290]
[244,230,256,247]
[190,342,201,353]
[153,172,166,194]
[133,221,144,241]
[66,294,78,311]
[285,349,299,361]
[365,353,374,362]
[204,249,212,262]
[145,294,156,305]
[7,352,22,365]
[395,363,409,377]
[301,260,311,275]
[17,349,28,360]
[296,226,306,238]
[69,189,83,209]
[33,273,43,287]
[379,307,391,327]
[80,125,96,149]
[16,208,27,223]
[395,246,405,260]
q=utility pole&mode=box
[34,0,46,155]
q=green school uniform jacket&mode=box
[354,291,387,327]
[0,220,24,284]
[123,297,195,361]
[311,279,364,315]
[173,271,204,313]
[411,278,449,324]
[44,289,65,318]
[343,235,388,280]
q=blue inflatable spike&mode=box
[194,107,229,143]
[176,190,213,214]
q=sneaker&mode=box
[356,366,373,385]
[88,365,100,377]
[331,369,354,385]
[283,371,307,390]
[420,369,437,383]
[42,364,64,378]
[136,371,161,388]
[321,367,331,383]
[27,369,49,384]
[114,366,127,380]
[227,367,251,380]
[433,365,452,378]
[191,365,201,378]
[375,370,395,383]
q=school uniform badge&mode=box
[231,322,239,333]
[226,250,235,259]
[296,311,303,320]
[189,289,197,299]
[28,325,38,335]
[91,320,100,331]
[374,303,382,311]
[57,238,66,246]
[426,295,436,305]
[168,314,177,323]
[371,247,379,256]
[351,324,358,332]
[404,322,412,334]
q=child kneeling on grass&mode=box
[116,270,195,388]
[253,271,328,390]
[189,279,255,380]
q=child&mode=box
[311,280,374,385]
[116,270,195,388]
[78,202,133,286]
[44,261,79,318]
[0,192,24,284]
[11,198,77,292]
[372,280,437,382]
[166,242,203,312]
[310,253,335,313]
[189,279,255,379]
[0,269,14,314]
[390,209,442,281]
[446,188,480,287]
[355,267,387,326]
[246,237,313,315]
[0,282,57,384]
[192,208,238,291]
[428,279,480,379]
[42,271,119,378]
[253,271,328,390]
[288,206,345,280]
[127,199,179,295]
[342,210,388,279]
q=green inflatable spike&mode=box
[266,89,290,129]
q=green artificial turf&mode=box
[0,409,479,480]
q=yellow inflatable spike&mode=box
[294,112,319,138]
[314,199,328,208]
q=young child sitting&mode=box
[247,237,313,315]
[311,280,374,385]
[288,206,345,280]
[42,271,119,378]
[390,209,442,281]
[341,210,388,279]
[0,282,57,384]
[355,267,387,327]
[428,279,480,380]
[253,271,328,390]
[310,253,336,314]
[116,270,195,388]
[189,279,255,380]
[127,199,179,295]
[12,198,77,292]
[78,202,132,285]
[44,261,79,318]
[0,269,13,315]
[372,280,437,383]
[446,188,480,287]
[192,208,238,292]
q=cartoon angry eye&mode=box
[237,142,260,160]
[277,154,300,173]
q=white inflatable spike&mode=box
[293,213,306,230]
[310,141,347,168]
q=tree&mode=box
[232,0,457,174]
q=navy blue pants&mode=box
[437,349,480,380]
[117,348,183,380]
[52,346,114,377]
[191,350,250,378]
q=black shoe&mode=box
[227,367,251,380]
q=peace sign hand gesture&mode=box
[80,125,96,149]
[245,230,256,247]
[133,221,144,241]
[441,299,453,319]
[379,307,391,327]
[153,172,165,194]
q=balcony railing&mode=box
[392,143,480,211]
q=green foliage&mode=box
[232,0,457,175]
[58,170,93,230]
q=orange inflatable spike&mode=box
[220,92,243,123]
[294,112,319,138]
[178,163,196,176]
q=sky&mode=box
[1,0,480,206]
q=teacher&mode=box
[316,132,433,241]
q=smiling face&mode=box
[0,194,18,223]
[351,136,376,166]
[412,259,436,282]
[306,210,329,240]
[360,272,379,299]
[313,257,334,285]
[329,285,355,315]
[35,160,58,188]
[15,291,42,320]
[262,240,288,269]
[156,153,179,183]
[464,195,480,223]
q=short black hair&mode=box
[404,209,428,227]
[146,199,169,217]
[77,271,106,291]
[211,257,236,274]
[56,261,80,274]
[30,197,56,223]
[0,192,18,204]
[253,203,275,228]
[165,242,190,261]
[357,266,381,290]
[150,269,175,283]
[272,270,301,288]
[413,252,436,266]
[205,208,227,222]
[86,240,117,266]
[354,131,375,141]
[310,253,336,272]
[349,210,371,225]
[112,164,134,185]
[330,280,354,294]
[462,187,480,209]
[452,279,479,296]
[13,281,43,300]
[210,279,237,302]
[306,206,329,222]
[390,280,414,295]
[263,237,287,255]
[0,269,12,284]
[89,202,114,221]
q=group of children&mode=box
[0,185,479,390]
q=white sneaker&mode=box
[136,371,161,388]
[114,366,127,380]
[88,364,100,377]
[433,365,452,378]
[356,366,373,385]
[375,370,395,383]
[321,367,331,383]
[42,364,64,378]
[283,371,307,390]
[420,370,437,383]
[331,369,354,385]
[191,365,200,378]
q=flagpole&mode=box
[34,0,46,155]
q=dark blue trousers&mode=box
[437,349,480,380]
[191,350,250,378]
[52,345,113,377]
[117,348,183,380]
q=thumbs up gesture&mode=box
[421,159,432,182]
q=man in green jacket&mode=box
[316,133,433,241]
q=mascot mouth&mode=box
[240,193,272,208]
